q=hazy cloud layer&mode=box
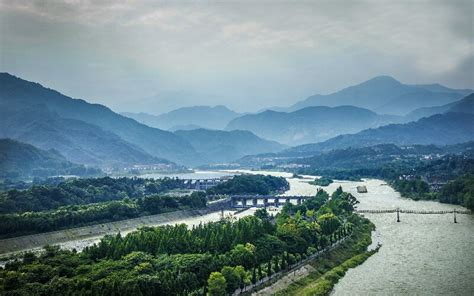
[1,0,473,113]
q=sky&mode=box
[0,0,473,113]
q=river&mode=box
[3,170,473,295]
[241,171,474,296]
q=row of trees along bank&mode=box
[0,186,365,295]
[0,174,289,238]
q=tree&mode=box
[255,208,269,220]
[221,266,240,293]
[207,272,226,296]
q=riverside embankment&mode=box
[0,202,251,257]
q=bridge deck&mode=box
[356,209,471,214]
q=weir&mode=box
[229,195,307,208]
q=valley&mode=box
[1,62,473,296]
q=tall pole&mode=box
[454,208,457,223]
[397,208,400,222]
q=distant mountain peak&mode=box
[365,75,401,84]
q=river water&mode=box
[328,179,474,296]
[4,170,473,295]
[241,171,474,296]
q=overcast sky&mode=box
[0,0,473,113]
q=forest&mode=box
[0,192,207,238]
[0,187,364,295]
[0,177,185,214]
[0,174,289,238]
[207,174,289,196]
[392,175,474,210]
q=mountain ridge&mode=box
[0,73,196,164]
[122,105,241,131]
[0,138,101,179]
[283,75,471,115]
[174,128,286,166]
[285,112,474,155]
[225,105,403,145]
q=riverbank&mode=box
[252,217,375,296]
[0,204,253,257]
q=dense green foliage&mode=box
[0,192,207,238]
[207,174,289,195]
[0,187,360,295]
[309,177,334,187]
[0,177,184,214]
[0,174,291,237]
[392,178,431,200]
[273,220,375,296]
[438,175,474,208]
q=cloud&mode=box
[0,0,472,112]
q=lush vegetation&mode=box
[0,186,363,295]
[207,174,289,195]
[438,175,474,209]
[0,192,207,238]
[309,177,334,187]
[392,175,474,210]
[392,178,431,200]
[0,174,290,237]
[0,177,184,214]
[276,249,376,296]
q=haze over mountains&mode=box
[1,72,472,174]
[0,73,282,168]
[123,105,241,131]
[225,105,401,145]
[280,76,471,115]
[174,129,285,166]
[286,111,474,155]
[0,139,100,179]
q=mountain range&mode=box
[1,72,472,170]
[225,105,402,145]
[174,129,285,166]
[0,73,283,168]
[0,73,196,166]
[122,105,241,131]
[405,93,474,121]
[0,138,100,179]
[286,111,474,155]
[281,76,471,115]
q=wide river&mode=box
[4,170,473,295]
[239,170,474,296]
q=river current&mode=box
[5,170,473,295]
[240,171,474,296]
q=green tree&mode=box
[207,272,226,296]
[221,266,240,293]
